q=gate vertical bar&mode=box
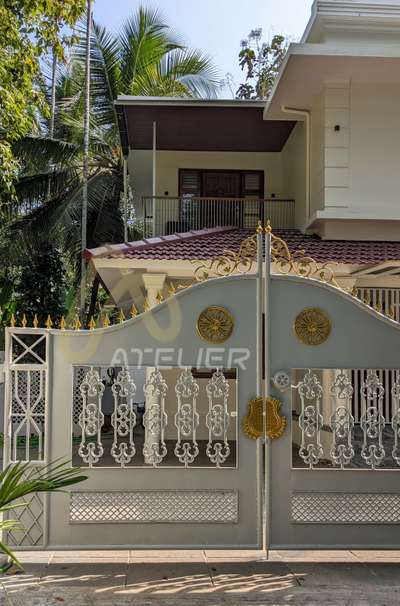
[264,222,272,556]
[256,222,263,398]
[3,327,11,467]
[256,222,264,550]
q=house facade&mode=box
[88,0,400,319]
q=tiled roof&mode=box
[85,227,400,265]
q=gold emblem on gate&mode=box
[242,397,286,440]
[196,306,234,343]
[294,308,331,346]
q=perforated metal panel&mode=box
[291,492,400,524]
[70,490,239,524]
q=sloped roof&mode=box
[85,227,400,265]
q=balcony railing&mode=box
[142,196,295,238]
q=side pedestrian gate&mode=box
[4,228,400,549]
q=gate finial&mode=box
[33,313,39,328]
[21,313,28,328]
[130,304,138,318]
[101,313,110,328]
[45,314,53,329]
[59,316,67,330]
[88,316,96,330]
[265,220,272,234]
[118,309,125,323]
[10,313,16,328]
[256,221,263,234]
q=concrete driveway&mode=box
[1,549,400,605]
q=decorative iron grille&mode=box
[292,492,400,524]
[70,490,239,523]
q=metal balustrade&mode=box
[142,196,295,237]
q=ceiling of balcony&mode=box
[116,101,296,155]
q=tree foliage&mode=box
[0,0,86,196]
[2,7,219,323]
[236,29,288,100]
[14,244,67,321]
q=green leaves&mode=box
[236,31,288,100]
[0,459,87,567]
[0,0,86,196]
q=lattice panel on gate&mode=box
[292,492,400,524]
[70,490,238,523]
[7,468,45,547]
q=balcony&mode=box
[141,196,295,238]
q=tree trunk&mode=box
[86,274,100,325]
[80,0,93,318]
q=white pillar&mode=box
[142,273,167,464]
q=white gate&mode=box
[3,268,263,550]
[5,226,400,550]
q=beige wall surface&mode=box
[282,122,307,228]
[349,82,400,217]
[155,150,286,198]
[310,95,325,217]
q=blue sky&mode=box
[91,0,314,96]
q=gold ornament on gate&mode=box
[294,307,331,346]
[196,306,234,344]
[242,396,286,440]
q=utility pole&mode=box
[49,49,57,138]
[80,0,93,318]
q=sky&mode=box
[91,0,314,96]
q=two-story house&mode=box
[86,0,400,320]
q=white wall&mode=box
[310,95,325,216]
[349,82,400,217]
[154,150,286,198]
[282,123,307,227]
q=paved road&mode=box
[2,550,400,605]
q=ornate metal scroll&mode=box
[111,369,137,467]
[329,371,355,468]
[392,375,400,466]
[78,368,105,466]
[295,369,324,468]
[205,369,231,467]
[174,368,200,467]
[143,369,168,467]
[271,233,341,288]
[192,233,257,281]
[360,371,385,469]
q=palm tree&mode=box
[5,8,219,321]
[0,460,87,569]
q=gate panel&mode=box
[45,275,262,549]
[269,275,400,548]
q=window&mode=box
[179,169,264,199]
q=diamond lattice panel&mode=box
[7,470,44,546]
[70,490,238,523]
[292,492,400,524]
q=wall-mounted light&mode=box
[334,125,341,132]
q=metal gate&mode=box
[5,226,400,550]
[3,265,263,550]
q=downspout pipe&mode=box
[281,106,311,226]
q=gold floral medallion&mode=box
[196,306,234,343]
[294,307,331,346]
